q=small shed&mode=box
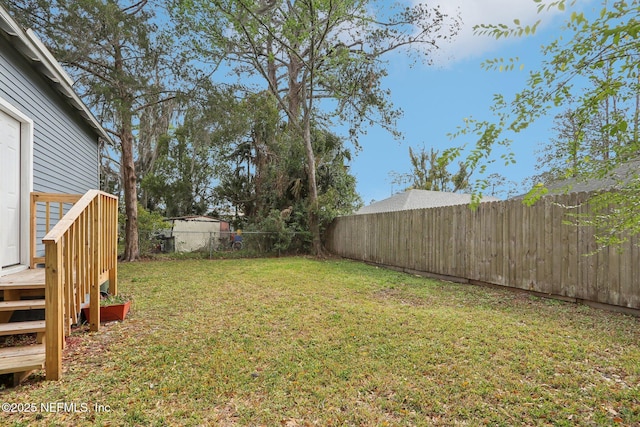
[165,216,230,253]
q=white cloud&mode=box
[424,0,564,65]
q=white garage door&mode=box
[0,109,21,267]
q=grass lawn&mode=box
[1,257,639,426]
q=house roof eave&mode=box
[0,6,113,146]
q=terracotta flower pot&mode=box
[83,300,131,322]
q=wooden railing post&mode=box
[30,193,37,269]
[44,241,63,381]
[107,195,118,295]
[90,198,101,332]
[109,265,118,295]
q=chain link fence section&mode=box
[138,230,308,258]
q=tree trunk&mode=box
[302,114,325,256]
[284,48,325,255]
[121,122,140,261]
[114,35,140,261]
[287,53,302,118]
[267,36,277,93]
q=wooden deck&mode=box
[0,269,45,323]
[0,269,45,290]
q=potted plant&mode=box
[82,293,131,323]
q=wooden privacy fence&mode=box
[325,192,640,312]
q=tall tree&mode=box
[140,131,213,217]
[533,96,632,186]
[142,86,248,217]
[213,92,284,219]
[4,0,182,260]
[213,92,362,246]
[172,0,460,254]
[538,109,587,183]
[450,0,640,246]
[392,146,471,193]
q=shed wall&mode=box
[172,219,222,253]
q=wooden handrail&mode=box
[41,190,118,380]
[30,192,83,269]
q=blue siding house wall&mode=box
[0,6,111,273]
[0,36,100,193]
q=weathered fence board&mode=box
[325,192,640,311]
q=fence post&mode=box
[209,232,213,259]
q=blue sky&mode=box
[351,0,596,204]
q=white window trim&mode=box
[0,95,34,275]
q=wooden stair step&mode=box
[0,300,45,311]
[0,269,45,291]
[0,320,45,336]
[0,344,45,375]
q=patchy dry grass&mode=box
[1,257,639,426]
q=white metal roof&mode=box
[355,189,501,215]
